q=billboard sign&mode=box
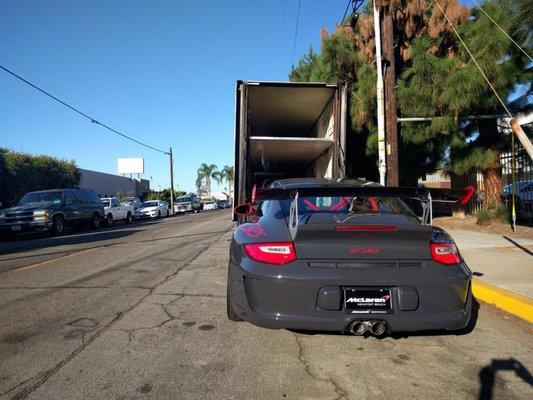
[118,158,144,174]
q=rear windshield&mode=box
[19,191,63,205]
[101,199,111,207]
[279,196,415,217]
[142,201,159,207]
[176,197,191,203]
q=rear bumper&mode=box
[228,257,472,333]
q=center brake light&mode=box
[430,243,460,265]
[244,242,297,265]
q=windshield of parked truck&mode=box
[19,191,63,205]
[176,197,191,203]
[101,199,111,207]
[142,201,159,207]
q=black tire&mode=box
[157,211,161,219]
[90,213,100,229]
[126,212,132,224]
[106,213,113,227]
[51,215,65,236]
[226,276,243,322]
[166,210,170,217]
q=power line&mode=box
[0,63,169,155]
[471,0,532,63]
[433,0,513,119]
[341,0,351,24]
[291,0,302,68]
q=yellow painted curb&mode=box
[472,279,533,323]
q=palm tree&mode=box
[221,165,234,204]
[197,163,218,198]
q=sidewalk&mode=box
[447,229,533,322]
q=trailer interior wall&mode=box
[234,82,346,210]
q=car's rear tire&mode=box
[166,210,170,217]
[226,280,243,322]
[90,213,100,229]
[126,212,132,224]
[157,211,161,219]
[106,213,113,227]
[51,215,65,236]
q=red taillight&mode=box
[430,243,460,265]
[244,242,297,265]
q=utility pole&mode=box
[373,1,386,186]
[169,147,175,215]
[381,3,399,186]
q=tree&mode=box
[196,163,218,198]
[291,0,530,207]
[0,148,81,207]
[222,165,234,203]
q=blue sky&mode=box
[1,0,475,192]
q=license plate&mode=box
[11,225,22,231]
[344,288,392,314]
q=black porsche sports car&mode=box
[227,178,474,336]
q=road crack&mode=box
[7,228,232,400]
[293,333,348,400]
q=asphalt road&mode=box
[0,210,531,400]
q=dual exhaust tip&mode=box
[348,320,387,336]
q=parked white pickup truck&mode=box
[100,197,134,226]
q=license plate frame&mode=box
[344,288,393,314]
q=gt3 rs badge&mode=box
[348,247,380,254]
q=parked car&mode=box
[138,200,169,219]
[0,188,104,238]
[227,178,474,336]
[203,201,218,211]
[174,193,202,214]
[216,200,229,209]
[503,180,533,202]
[123,196,142,208]
[101,197,134,226]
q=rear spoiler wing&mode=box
[251,185,474,227]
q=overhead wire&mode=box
[433,0,513,119]
[471,0,532,63]
[291,0,302,68]
[341,0,351,24]
[0,63,169,155]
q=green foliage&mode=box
[476,209,491,225]
[495,203,509,222]
[147,189,186,203]
[476,203,509,225]
[290,0,530,189]
[0,148,80,207]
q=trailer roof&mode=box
[245,83,337,136]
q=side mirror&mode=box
[234,203,255,216]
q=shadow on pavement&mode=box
[478,358,533,400]
[0,224,149,256]
[502,236,533,256]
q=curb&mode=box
[472,279,533,323]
